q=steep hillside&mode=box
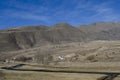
[1,22,120,63]
[0,23,86,52]
[78,22,120,40]
[0,22,120,52]
[43,23,86,43]
[0,25,47,52]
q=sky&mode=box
[0,0,120,29]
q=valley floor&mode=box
[0,40,120,80]
[0,62,120,80]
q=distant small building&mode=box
[58,56,64,60]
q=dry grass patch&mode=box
[18,62,120,73]
[0,70,105,80]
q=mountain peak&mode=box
[91,22,120,26]
[53,23,73,28]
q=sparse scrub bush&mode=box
[15,56,32,62]
[86,55,98,62]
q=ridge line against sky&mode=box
[0,0,120,29]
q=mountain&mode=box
[0,23,86,52]
[0,22,120,53]
[78,22,120,40]
[1,22,120,63]
[43,23,86,43]
[0,25,48,52]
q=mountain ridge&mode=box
[0,22,120,52]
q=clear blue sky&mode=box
[0,0,120,29]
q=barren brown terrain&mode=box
[0,22,120,80]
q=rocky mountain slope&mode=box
[78,22,120,40]
[0,22,120,63]
[0,22,120,52]
[0,23,86,52]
